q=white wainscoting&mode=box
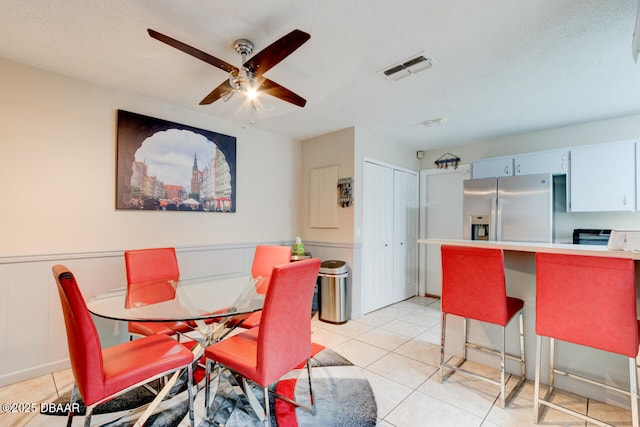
[0,241,292,387]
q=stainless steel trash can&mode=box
[318,260,350,324]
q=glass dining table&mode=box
[87,273,265,347]
[86,273,265,427]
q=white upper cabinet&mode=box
[471,156,514,179]
[473,150,568,179]
[514,149,567,176]
[569,140,636,212]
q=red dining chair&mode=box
[440,245,526,408]
[203,257,321,425]
[52,264,195,427]
[251,245,294,291]
[534,253,639,426]
[234,245,292,329]
[125,247,192,339]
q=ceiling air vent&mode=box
[380,52,435,81]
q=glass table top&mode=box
[87,273,265,323]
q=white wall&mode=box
[0,57,301,256]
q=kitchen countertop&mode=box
[418,238,640,260]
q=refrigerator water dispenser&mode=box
[470,215,490,241]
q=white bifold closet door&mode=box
[393,169,418,303]
[362,160,418,313]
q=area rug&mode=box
[39,344,377,426]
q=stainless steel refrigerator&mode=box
[463,173,553,243]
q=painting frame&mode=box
[116,110,237,212]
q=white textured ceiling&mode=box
[2,0,640,149]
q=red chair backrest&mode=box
[125,248,179,307]
[536,253,638,357]
[52,265,105,406]
[251,245,292,294]
[256,258,320,385]
[441,245,510,325]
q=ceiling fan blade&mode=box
[148,29,239,74]
[244,29,310,76]
[200,80,235,105]
[257,78,307,107]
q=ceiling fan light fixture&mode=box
[380,52,436,81]
[245,86,258,101]
[147,28,309,108]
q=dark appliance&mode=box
[572,229,611,245]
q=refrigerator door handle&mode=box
[496,197,505,241]
[490,197,498,241]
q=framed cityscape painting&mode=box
[116,110,236,212]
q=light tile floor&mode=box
[0,296,634,426]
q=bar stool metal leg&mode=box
[462,317,468,361]
[440,312,447,382]
[499,325,506,408]
[630,357,639,427]
[519,309,526,380]
[533,335,542,423]
[549,338,555,395]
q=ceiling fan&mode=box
[147,28,310,109]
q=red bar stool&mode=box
[440,245,526,408]
[534,253,639,426]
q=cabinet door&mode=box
[471,156,514,179]
[514,149,567,176]
[393,170,418,303]
[309,165,338,228]
[362,162,394,313]
[569,141,636,212]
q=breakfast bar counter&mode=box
[418,238,640,260]
[418,238,640,408]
